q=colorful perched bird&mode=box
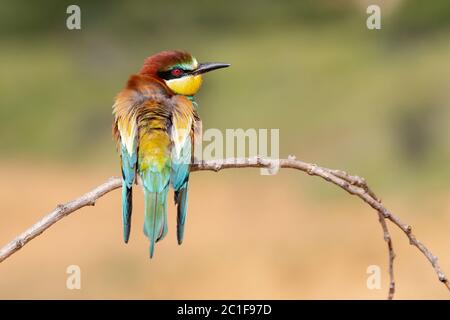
[112,50,229,258]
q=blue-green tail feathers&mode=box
[143,184,169,258]
[120,144,137,244]
[121,182,133,243]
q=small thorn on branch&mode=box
[307,164,317,175]
[17,239,25,249]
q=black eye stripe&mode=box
[157,68,190,80]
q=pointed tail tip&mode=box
[149,244,155,259]
[177,224,185,245]
[177,231,185,245]
[123,228,130,244]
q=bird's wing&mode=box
[170,96,197,244]
[113,94,138,244]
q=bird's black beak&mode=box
[192,62,230,75]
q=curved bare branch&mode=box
[1,156,448,300]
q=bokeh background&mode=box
[0,0,449,299]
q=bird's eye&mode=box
[171,68,184,77]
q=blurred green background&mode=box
[0,0,449,299]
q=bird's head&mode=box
[139,50,230,96]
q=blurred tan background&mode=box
[0,0,449,299]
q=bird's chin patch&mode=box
[165,75,203,96]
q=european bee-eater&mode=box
[112,50,229,258]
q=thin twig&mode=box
[0,156,448,300]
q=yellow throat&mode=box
[165,74,203,96]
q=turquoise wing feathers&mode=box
[170,96,198,245]
[120,142,137,243]
[171,137,192,244]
